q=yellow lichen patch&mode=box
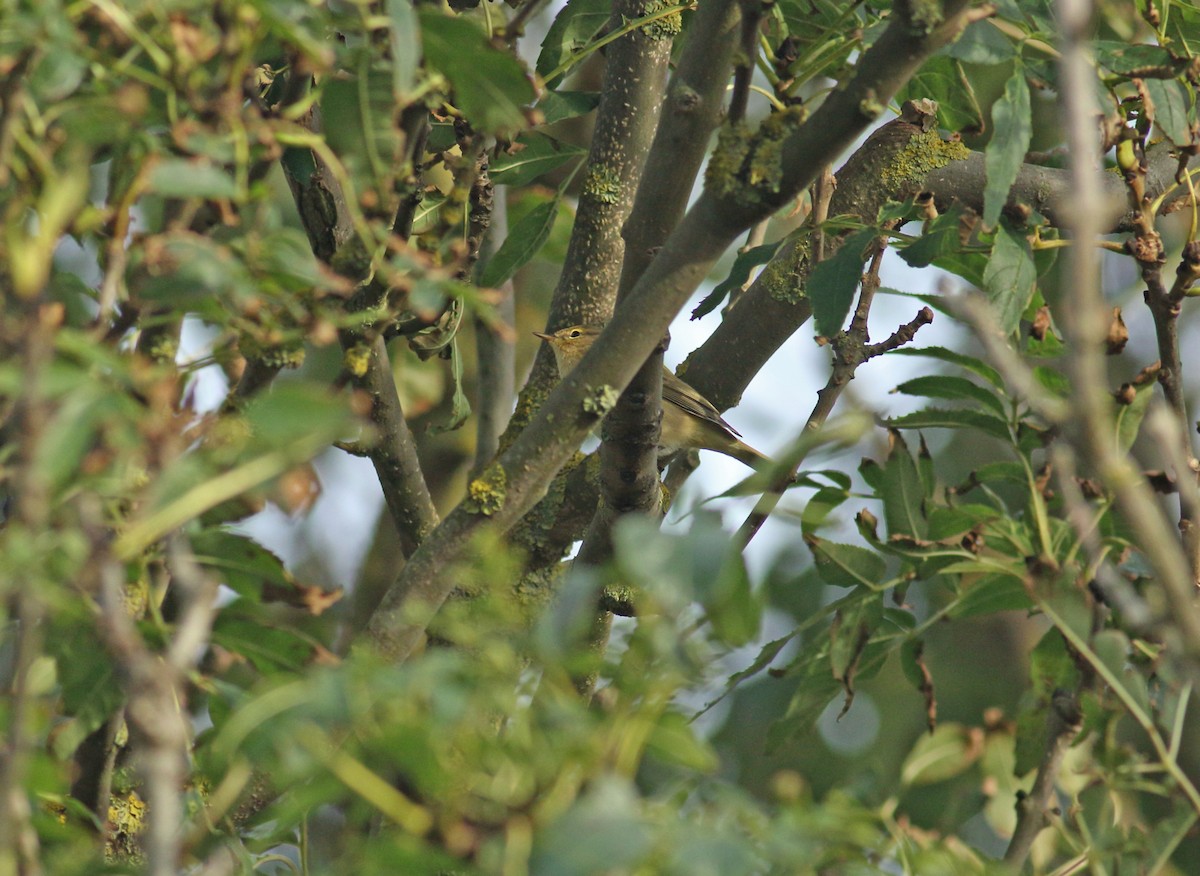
[465,462,507,516]
[879,129,970,190]
[106,790,147,863]
[343,342,371,378]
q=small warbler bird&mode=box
[534,324,770,468]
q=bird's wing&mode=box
[661,370,743,438]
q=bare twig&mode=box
[727,0,764,124]
[949,292,1070,423]
[1003,688,1084,870]
[735,243,934,545]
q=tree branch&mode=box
[576,0,741,565]
[362,0,977,662]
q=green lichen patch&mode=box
[905,0,944,34]
[879,129,970,190]
[465,462,507,516]
[705,107,807,208]
[583,384,621,416]
[583,165,623,205]
[640,0,683,40]
[762,236,812,305]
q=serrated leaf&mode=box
[887,407,1011,441]
[881,432,927,540]
[892,375,1007,416]
[926,504,1001,540]
[693,242,782,319]
[949,573,1032,618]
[479,195,561,287]
[419,12,534,136]
[806,536,887,589]
[1094,41,1178,75]
[490,132,587,187]
[983,222,1037,334]
[1144,77,1194,146]
[888,346,1003,388]
[983,65,1031,228]
[147,158,238,198]
[191,529,290,602]
[810,229,877,337]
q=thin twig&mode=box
[1003,688,1084,870]
[734,245,934,545]
[949,292,1070,423]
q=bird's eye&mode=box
[569,329,581,338]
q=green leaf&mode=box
[901,723,980,786]
[536,0,611,86]
[886,408,1011,441]
[490,132,587,188]
[536,90,601,125]
[191,529,292,601]
[896,207,969,268]
[800,487,850,536]
[692,242,782,319]
[944,19,1017,65]
[428,337,471,434]
[146,158,238,199]
[386,0,419,97]
[211,604,316,673]
[949,573,1031,618]
[479,193,561,287]
[887,346,1003,388]
[896,56,984,134]
[881,431,927,540]
[983,65,1031,228]
[926,504,1001,541]
[1144,77,1194,146]
[1115,376,1155,452]
[419,12,534,136]
[892,375,1007,416]
[321,56,398,187]
[806,536,887,588]
[810,229,877,337]
[983,222,1037,334]
[1094,41,1178,75]
[645,711,719,773]
[530,778,654,876]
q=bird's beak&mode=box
[532,330,553,341]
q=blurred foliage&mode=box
[2,0,1200,874]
